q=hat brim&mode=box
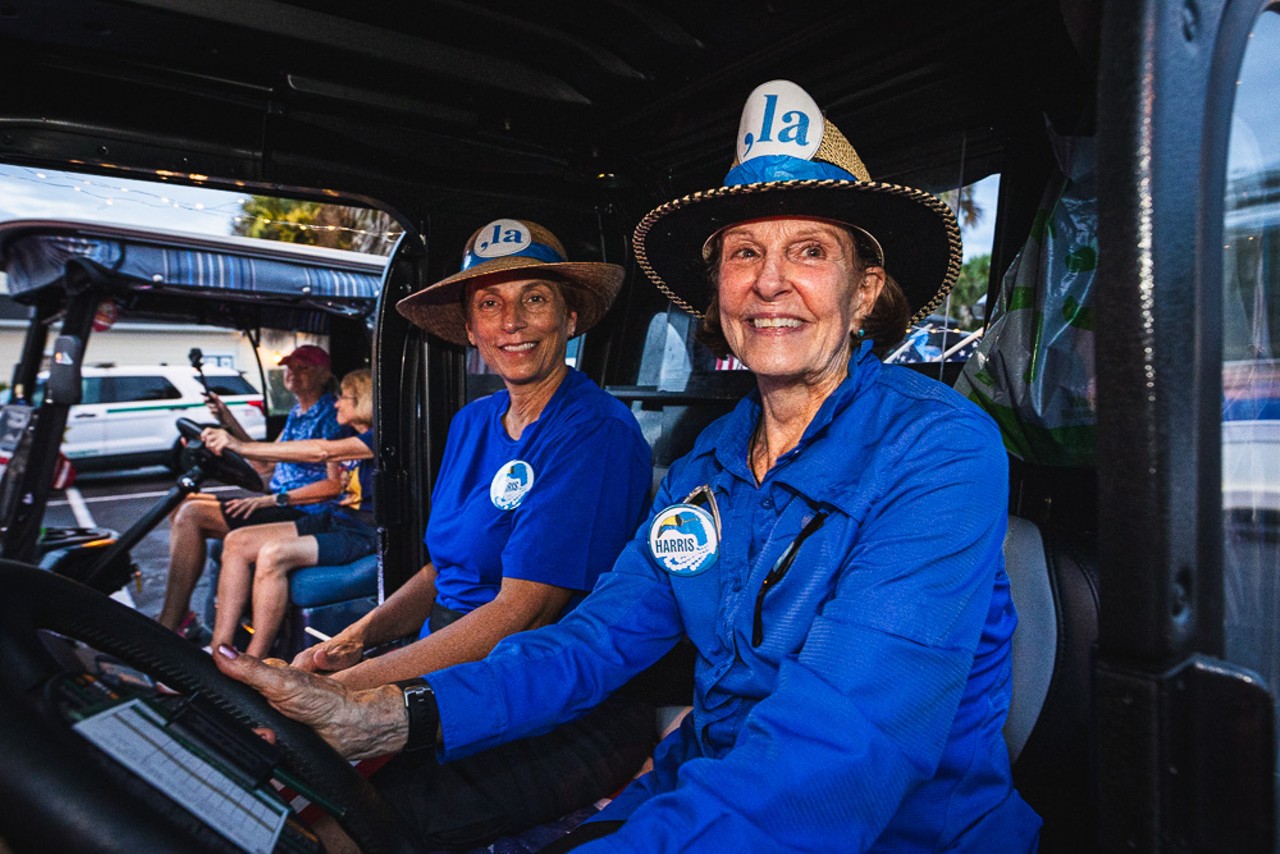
[395,256,624,346]
[632,179,962,324]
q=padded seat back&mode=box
[1003,517,1056,760]
[1001,515,1100,852]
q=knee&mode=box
[256,541,290,576]
[223,531,255,563]
[173,499,219,532]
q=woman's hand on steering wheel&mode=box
[201,427,239,455]
[213,646,411,761]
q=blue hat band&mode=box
[724,154,856,187]
[460,239,565,271]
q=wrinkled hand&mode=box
[201,427,239,456]
[212,646,409,760]
[224,494,271,518]
[293,635,365,673]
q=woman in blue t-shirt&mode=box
[202,368,376,658]
[275,218,654,847]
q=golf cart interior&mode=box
[1,1,1277,851]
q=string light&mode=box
[0,165,403,245]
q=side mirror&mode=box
[45,335,83,406]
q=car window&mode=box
[887,174,1000,366]
[80,377,104,405]
[204,375,256,397]
[103,376,181,403]
[31,377,105,406]
[1221,1,1280,776]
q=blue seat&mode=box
[277,553,380,659]
[203,543,380,659]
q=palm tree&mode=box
[232,196,400,255]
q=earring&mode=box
[856,328,866,338]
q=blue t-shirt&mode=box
[424,368,651,618]
[428,343,1040,852]
[268,392,351,514]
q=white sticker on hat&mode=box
[490,459,535,510]
[736,80,824,164]
[648,503,718,577]
[473,219,532,260]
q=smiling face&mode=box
[716,217,885,389]
[464,275,578,388]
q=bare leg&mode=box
[245,535,319,658]
[211,522,299,651]
[157,495,231,630]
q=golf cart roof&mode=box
[0,1,1094,249]
[0,218,385,333]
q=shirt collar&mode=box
[710,341,881,510]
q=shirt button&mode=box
[760,496,774,509]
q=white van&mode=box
[38,364,267,473]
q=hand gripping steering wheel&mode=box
[0,563,415,852]
[175,417,266,493]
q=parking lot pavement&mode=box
[42,468,248,620]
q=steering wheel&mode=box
[175,417,265,493]
[0,563,415,852]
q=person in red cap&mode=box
[156,343,351,639]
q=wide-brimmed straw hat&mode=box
[396,218,624,346]
[632,80,962,323]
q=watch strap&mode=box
[393,678,439,752]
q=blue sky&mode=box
[0,164,246,236]
[961,174,999,261]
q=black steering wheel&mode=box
[175,417,265,493]
[0,563,415,852]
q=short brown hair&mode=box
[695,227,912,359]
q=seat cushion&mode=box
[288,554,379,607]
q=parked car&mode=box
[35,364,266,473]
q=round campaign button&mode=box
[472,218,533,259]
[490,460,535,510]
[648,503,719,577]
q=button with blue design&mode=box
[490,460,535,510]
[648,503,719,577]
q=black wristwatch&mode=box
[394,678,440,752]
[274,490,290,507]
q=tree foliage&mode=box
[945,254,991,328]
[232,196,400,255]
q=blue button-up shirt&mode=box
[429,343,1041,851]
[268,391,349,513]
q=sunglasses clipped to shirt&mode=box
[683,484,829,647]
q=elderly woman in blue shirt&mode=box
[217,80,1040,852]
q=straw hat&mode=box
[632,80,962,323]
[396,218,624,346]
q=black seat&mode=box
[1002,515,1101,851]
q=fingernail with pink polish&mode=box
[217,644,239,660]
